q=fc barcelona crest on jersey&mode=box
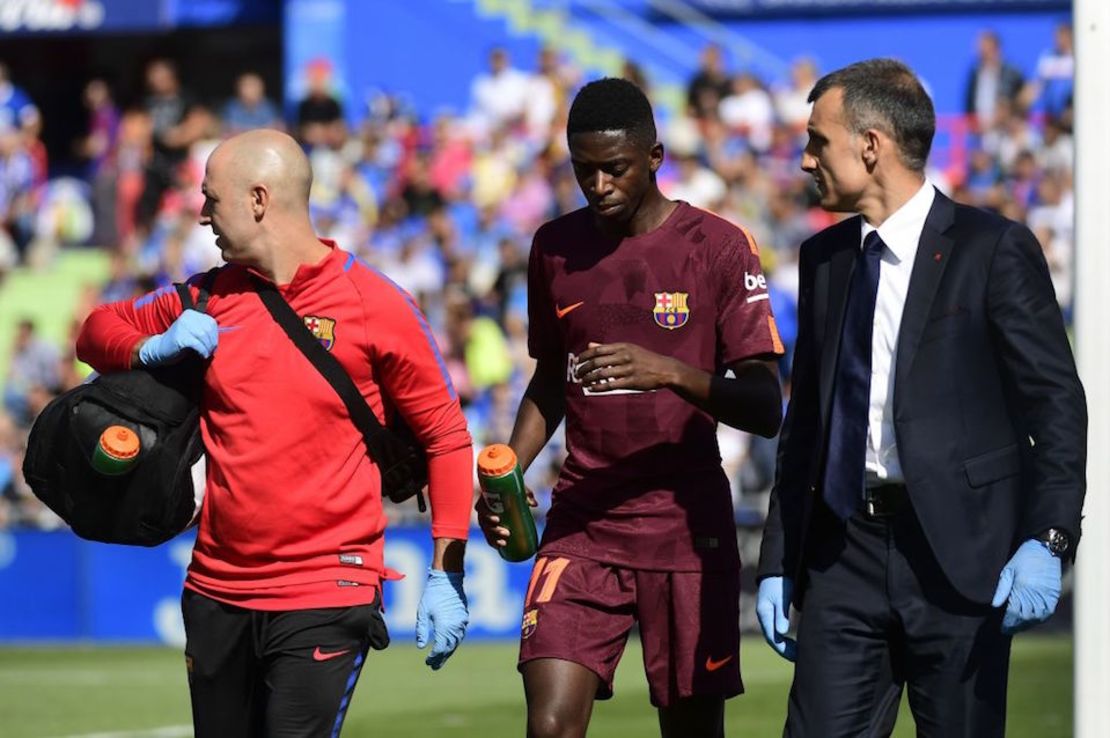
[303,315,337,351]
[653,292,690,330]
[521,608,538,639]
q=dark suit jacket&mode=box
[964,62,1025,117]
[758,191,1086,604]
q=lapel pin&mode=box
[933,251,942,262]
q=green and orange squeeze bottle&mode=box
[477,444,538,562]
[90,425,141,475]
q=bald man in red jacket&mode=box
[78,129,473,738]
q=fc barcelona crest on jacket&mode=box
[303,315,337,351]
[653,292,690,330]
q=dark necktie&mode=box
[823,231,885,520]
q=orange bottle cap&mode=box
[99,425,140,461]
[477,444,518,477]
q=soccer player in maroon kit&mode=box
[477,78,784,737]
[77,130,473,737]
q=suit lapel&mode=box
[894,192,956,396]
[817,218,861,426]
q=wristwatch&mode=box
[1036,528,1072,558]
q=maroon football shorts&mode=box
[516,553,743,708]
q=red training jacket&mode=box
[77,241,472,610]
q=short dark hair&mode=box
[567,77,657,149]
[980,29,1001,47]
[808,58,935,172]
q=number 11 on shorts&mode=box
[524,557,570,607]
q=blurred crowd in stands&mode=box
[0,22,1075,529]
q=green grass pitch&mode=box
[0,635,1070,737]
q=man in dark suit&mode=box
[755,58,1086,737]
[964,30,1025,129]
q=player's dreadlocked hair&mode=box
[567,78,657,149]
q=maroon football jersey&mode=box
[528,202,784,571]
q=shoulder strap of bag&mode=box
[248,273,426,511]
[175,268,218,314]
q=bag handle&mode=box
[175,268,218,315]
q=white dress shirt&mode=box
[860,180,936,485]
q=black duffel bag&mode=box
[22,279,212,546]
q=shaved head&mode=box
[200,128,325,273]
[210,129,313,211]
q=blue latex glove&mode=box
[991,539,1062,635]
[756,576,797,661]
[138,310,218,366]
[415,569,469,670]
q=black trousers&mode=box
[785,499,1011,738]
[181,589,389,738]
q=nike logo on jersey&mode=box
[217,326,241,333]
[555,301,584,319]
[313,646,351,662]
[705,655,733,672]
